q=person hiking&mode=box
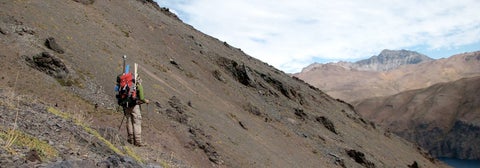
[116,59,149,147]
[124,75,149,147]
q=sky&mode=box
[156,0,480,73]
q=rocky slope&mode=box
[355,76,480,160]
[294,50,480,102]
[0,0,448,167]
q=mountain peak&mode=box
[354,49,434,71]
[299,49,434,74]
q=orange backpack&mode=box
[116,72,137,107]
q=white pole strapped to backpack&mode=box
[134,63,138,83]
[133,63,138,100]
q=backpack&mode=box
[116,72,137,107]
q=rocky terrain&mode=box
[0,0,448,167]
[295,50,480,102]
[0,88,147,167]
[355,76,480,160]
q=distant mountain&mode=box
[355,76,480,160]
[296,50,480,161]
[300,49,433,73]
[294,50,480,102]
[353,49,434,71]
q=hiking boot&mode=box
[127,135,134,144]
[134,141,147,147]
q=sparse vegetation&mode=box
[153,63,169,72]
[123,146,143,163]
[46,107,146,163]
[2,106,18,151]
[1,74,21,154]
[122,30,130,37]
[47,107,123,155]
[0,128,59,161]
[2,128,18,153]
[185,71,195,78]
[56,75,84,88]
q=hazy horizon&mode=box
[157,0,480,73]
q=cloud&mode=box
[158,0,480,73]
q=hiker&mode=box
[125,76,148,146]
[116,62,149,147]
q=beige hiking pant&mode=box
[125,105,142,142]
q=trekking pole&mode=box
[147,103,150,114]
[118,116,125,131]
[118,107,126,131]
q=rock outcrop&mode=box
[25,52,69,79]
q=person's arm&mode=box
[137,84,149,104]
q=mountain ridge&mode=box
[294,48,480,161]
[355,76,480,160]
[354,49,434,71]
[300,49,434,73]
[295,50,480,102]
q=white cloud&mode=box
[158,0,480,73]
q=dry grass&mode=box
[0,128,59,160]
[123,146,144,163]
[0,72,58,160]
[3,99,19,151]
[71,105,94,126]
[2,72,20,151]
[154,152,181,168]
[46,107,145,164]
[0,88,59,161]
[2,128,18,153]
[47,107,124,154]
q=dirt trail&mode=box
[139,65,179,92]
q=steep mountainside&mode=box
[0,0,447,167]
[355,76,480,160]
[294,51,480,102]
